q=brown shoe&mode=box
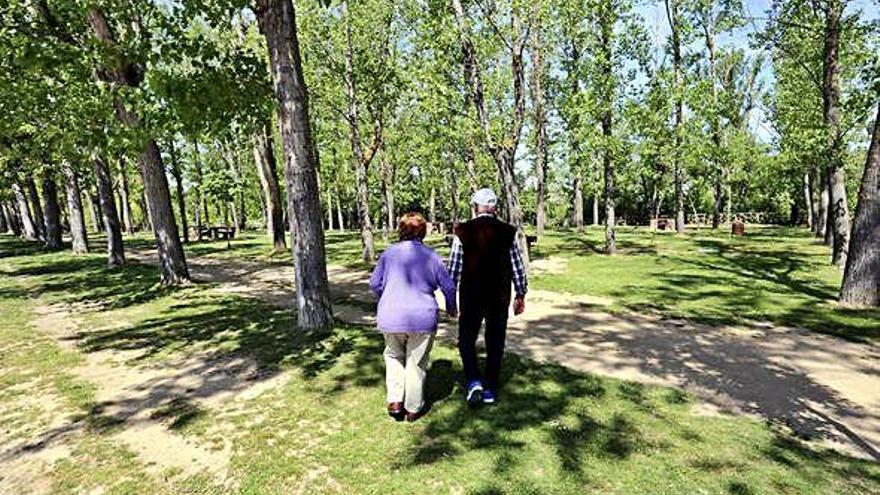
[404,409,425,422]
[388,402,404,420]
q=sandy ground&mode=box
[1,246,877,493]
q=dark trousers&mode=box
[458,300,508,391]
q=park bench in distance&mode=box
[197,226,236,241]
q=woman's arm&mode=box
[434,254,457,315]
[369,253,387,298]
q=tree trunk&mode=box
[823,0,850,268]
[88,192,101,233]
[40,169,63,250]
[192,140,209,229]
[63,165,89,254]
[3,201,22,236]
[0,202,7,233]
[118,157,135,234]
[601,0,616,254]
[573,173,584,230]
[803,172,814,230]
[256,0,334,330]
[254,120,286,250]
[12,182,37,240]
[823,172,834,246]
[380,146,395,231]
[223,143,247,231]
[593,195,600,226]
[840,103,880,306]
[529,25,548,236]
[93,155,125,267]
[326,187,334,231]
[666,0,685,233]
[817,168,830,240]
[168,140,189,243]
[343,7,378,262]
[25,177,46,240]
[89,8,189,284]
[336,187,345,230]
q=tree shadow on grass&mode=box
[612,237,880,342]
[7,255,177,310]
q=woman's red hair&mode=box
[398,212,427,241]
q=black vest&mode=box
[455,215,516,306]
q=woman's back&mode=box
[369,240,455,333]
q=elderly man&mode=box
[448,188,527,406]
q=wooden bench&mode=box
[198,226,236,241]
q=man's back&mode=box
[454,215,516,306]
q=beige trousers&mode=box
[383,332,435,413]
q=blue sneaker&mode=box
[466,380,483,406]
[482,389,497,405]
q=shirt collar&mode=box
[476,213,495,218]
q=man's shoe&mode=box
[388,402,404,420]
[482,389,497,405]
[466,380,483,406]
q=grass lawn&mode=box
[528,226,879,343]
[159,225,878,342]
[1,234,879,494]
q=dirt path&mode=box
[0,302,292,494]
[128,247,880,460]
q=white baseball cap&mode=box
[471,188,497,207]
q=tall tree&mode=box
[88,8,189,285]
[255,0,334,330]
[821,0,851,268]
[450,0,530,264]
[666,0,686,233]
[24,177,46,240]
[11,182,37,240]
[253,120,286,251]
[529,19,548,236]
[839,102,879,306]
[599,0,617,253]
[167,139,189,243]
[117,157,135,235]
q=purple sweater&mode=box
[369,240,457,333]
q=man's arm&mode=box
[510,242,528,314]
[448,236,464,288]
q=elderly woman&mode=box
[369,212,457,421]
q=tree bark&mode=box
[529,24,548,236]
[25,177,46,240]
[803,172,814,230]
[666,0,685,233]
[40,169,63,250]
[256,0,334,330]
[817,168,830,240]
[89,8,188,284]
[336,187,345,230]
[380,145,395,231]
[3,201,22,236]
[63,165,89,254]
[573,173,584,230]
[167,139,189,243]
[840,103,880,306]
[343,7,380,262]
[118,157,135,234]
[822,0,850,268]
[254,120,286,250]
[12,182,37,240]
[593,195,600,226]
[0,202,7,233]
[93,155,125,267]
[600,0,616,254]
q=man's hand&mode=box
[513,296,525,315]
[448,308,459,318]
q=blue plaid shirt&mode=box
[448,225,528,298]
